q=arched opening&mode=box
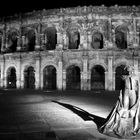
[24,66,35,89]
[43,65,56,90]
[92,32,103,49]
[91,65,105,90]
[115,26,128,49]
[66,65,81,90]
[68,30,80,49]
[26,29,36,51]
[115,65,129,90]
[7,31,18,52]
[44,27,57,50]
[7,67,17,88]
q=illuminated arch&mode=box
[115,25,129,49]
[43,65,57,90]
[91,31,103,49]
[24,66,35,89]
[66,65,81,90]
[7,67,17,88]
[91,65,105,90]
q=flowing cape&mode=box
[99,90,140,138]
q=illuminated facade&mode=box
[0,5,140,91]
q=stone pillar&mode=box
[135,20,140,46]
[40,71,43,89]
[112,28,116,48]
[80,72,84,90]
[82,58,88,90]
[113,71,116,90]
[17,27,22,52]
[1,59,4,88]
[57,60,63,90]
[107,56,113,90]
[134,56,139,76]
[35,56,41,89]
[56,32,63,50]
[88,71,91,90]
[108,17,112,42]
[127,32,133,49]
[82,31,88,50]
[5,35,8,51]
[87,31,92,49]
[1,36,4,52]
[16,59,21,89]
[22,36,25,46]
[20,68,24,89]
[4,66,7,88]
[79,32,83,50]
[105,71,108,90]
[62,31,68,50]
[35,32,40,51]
[62,70,66,90]
[16,36,21,52]
[40,34,45,50]
[133,18,138,47]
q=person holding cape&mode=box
[99,66,140,138]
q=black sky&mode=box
[1,0,140,17]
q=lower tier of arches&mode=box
[1,63,134,91]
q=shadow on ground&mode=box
[52,100,106,129]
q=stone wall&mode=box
[0,5,139,91]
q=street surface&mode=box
[0,89,136,140]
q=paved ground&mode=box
[0,89,138,140]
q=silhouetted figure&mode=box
[99,66,140,138]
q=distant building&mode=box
[0,5,139,91]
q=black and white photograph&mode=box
[0,0,140,140]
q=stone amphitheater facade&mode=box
[0,5,140,91]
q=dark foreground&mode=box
[0,89,129,140]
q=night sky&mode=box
[0,0,140,17]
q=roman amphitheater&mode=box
[0,5,139,91]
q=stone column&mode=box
[16,37,22,52]
[80,72,84,90]
[35,56,41,89]
[107,56,113,90]
[82,58,88,90]
[22,36,25,46]
[112,71,116,90]
[79,32,83,50]
[62,70,66,90]
[88,71,91,90]
[40,71,43,89]
[4,65,7,88]
[134,56,139,76]
[105,71,108,90]
[17,27,22,52]
[35,32,40,51]
[1,35,4,52]
[0,59,4,88]
[40,34,45,50]
[62,31,68,50]
[16,59,21,89]
[57,60,63,90]
[56,32,63,50]
[87,31,92,50]
[20,67,24,89]
[5,35,8,51]
[127,32,133,49]
[133,17,138,48]
[112,28,116,48]
[108,17,112,42]
[1,28,6,53]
